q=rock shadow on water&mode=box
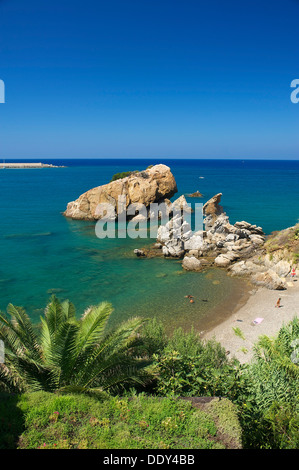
[47,288,67,295]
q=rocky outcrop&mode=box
[227,243,294,290]
[156,193,266,265]
[152,193,296,292]
[203,193,224,230]
[188,191,203,198]
[225,224,299,289]
[143,191,297,291]
[64,164,178,220]
[251,269,287,290]
[171,195,192,213]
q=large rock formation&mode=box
[203,193,224,230]
[63,164,178,220]
[140,191,298,291]
[155,193,298,290]
[227,224,299,290]
[156,192,266,262]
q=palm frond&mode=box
[60,299,76,321]
[76,302,112,352]
[44,295,65,335]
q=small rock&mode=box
[182,256,203,271]
[184,234,204,251]
[226,233,239,242]
[153,243,162,249]
[214,254,233,267]
[188,191,203,198]
[163,239,185,257]
[134,249,146,257]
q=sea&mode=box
[0,159,298,331]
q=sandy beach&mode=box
[203,276,299,364]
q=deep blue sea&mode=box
[0,159,298,330]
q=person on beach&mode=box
[291,267,296,279]
[275,298,281,308]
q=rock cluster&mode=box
[156,193,266,264]
[228,252,292,290]
[154,192,297,290]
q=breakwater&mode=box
[0,162,65,169]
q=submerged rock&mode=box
[134,249,146,257]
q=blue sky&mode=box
[0,0,298,159]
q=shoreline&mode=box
[197,274,253,335]
[202,275,299,363]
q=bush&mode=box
[237,318,299,449]
[152,327,247,400]
[110,171,139,182]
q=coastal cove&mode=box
[0,158,299,332]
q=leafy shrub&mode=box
[238,318,299,448]
[110,171,139,182]
[152,327,247,400]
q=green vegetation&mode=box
[0,296,149,394]
[293,228,299,240]
[0,297,298,449]
[232,327,246,340]
[240,318,299,448]
[110,170,139,182]
[0,392,241,449]
[265,223,299,259]
[150,327,241,399]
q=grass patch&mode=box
[232,327,246,341]
[1,392,242,449]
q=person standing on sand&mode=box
[291,267,296,280]
[275,298,281,308]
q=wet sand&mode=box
[195,274,252,335]
[202,276,299,363]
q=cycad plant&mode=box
[249,317,299,410]
[241,318,299,448]
[0,296,149,394]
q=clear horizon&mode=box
[0,0,298,160]
[2,156,299,161]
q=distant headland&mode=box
[0,162,66,169]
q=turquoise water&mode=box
[0,159,298,330]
